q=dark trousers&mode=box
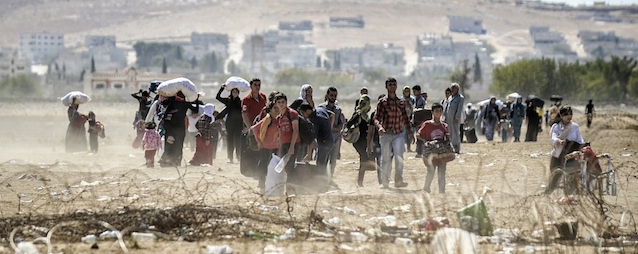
[459,124,465,142]
[226,125,242,161]
[89,133,98,153]
[525,122,539,142]
[353,137,372,186]
[160,127,186,167]
[316,142,333,176]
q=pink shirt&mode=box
[142,129,162,151]
[418,120,449,141]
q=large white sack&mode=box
[431,228,479,254]
[265,154,287,197]
[61,91,91,106]
[157,77,199,102]
[224,76,250,92]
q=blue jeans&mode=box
[424,163,447,193]
[380,131,406,186]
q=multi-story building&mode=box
[529,26,576,59]
[19,32,65,63]
[0,48,29,78]
[85,35,116,49]
[448,16,486,35]
[578,30,638,59]
[241,30,316,74]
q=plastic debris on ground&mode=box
[206,245,234,254]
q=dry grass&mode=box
[0,101,637,253]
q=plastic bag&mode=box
[224,76,250,92]
[61,91,91,106]
[274,154,291,173]
[157,77,199,102]
[265,154,287,196]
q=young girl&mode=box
[189,104,216,166]
[141,122,162,168]
[418,102,452,194]
[87,111,102,153]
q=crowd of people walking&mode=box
[62,77,595,195]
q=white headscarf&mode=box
[203,103,215,123]
[300,84,312,102]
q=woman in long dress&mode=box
[65,103,88,153]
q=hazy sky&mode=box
[540,0,638,6]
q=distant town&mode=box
[1,1,637,99]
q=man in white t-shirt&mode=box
[185,106,203,151]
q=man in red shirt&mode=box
[241,78,267,131]
[275,93,301,174]
[374,77,414,189]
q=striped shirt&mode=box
[374,95,412,134]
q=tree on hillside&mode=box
[0,74,41,96]
[450,59,471,96]
[90,56,95,73]
[611,55,637,101]
[473,53,482,83]
[190,56,197,69]
[162,58,167,74]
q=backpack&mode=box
[245,113,267,152]
[288,110,315,146]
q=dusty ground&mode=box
[0,100,637,253]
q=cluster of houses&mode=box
[1,10,637,98]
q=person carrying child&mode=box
[141,122,162,168]
[87,111,105,153]
[418,102,452,194]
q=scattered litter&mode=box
[322,210,330,214]
[97,196,112,202]
[327,217,340,224]
[99,230,119,239]
[366,215,396,227]
[392,204,411,212]
[128,154,136,158]
[263,244,284,254]
[206,245,234,254]
[17,174,38,180]
[278,228,295,240]
[131,232,156,242]
[341,161,356,165]
[339,244,366,251]
[622,153,632,157]
[340,231,368,243]
[530,153,540,158]
[80,180,104,186]
[466,152,479,156]
[20,200,33,203]
[342,207,357,215]
[259,205,279,211]
[394,237,412,244]
[81,234,97,243]
[485,163,495,167]
[493,228,520,242]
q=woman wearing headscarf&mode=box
[300,84,314,108]
[253,100,281,192]
[189,104,216,166]
[482,97,500,141]
[216,84,243,163]
[345,95,373,187]
[65,100,88,153]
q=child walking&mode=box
[141,122,162,168]
[87,111,105,153]
[418,102,452,194]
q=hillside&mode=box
[2,0,638,67]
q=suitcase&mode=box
[464,127,478,143]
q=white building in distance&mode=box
[19,32,65,63]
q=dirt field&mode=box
[0,100,637,253]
